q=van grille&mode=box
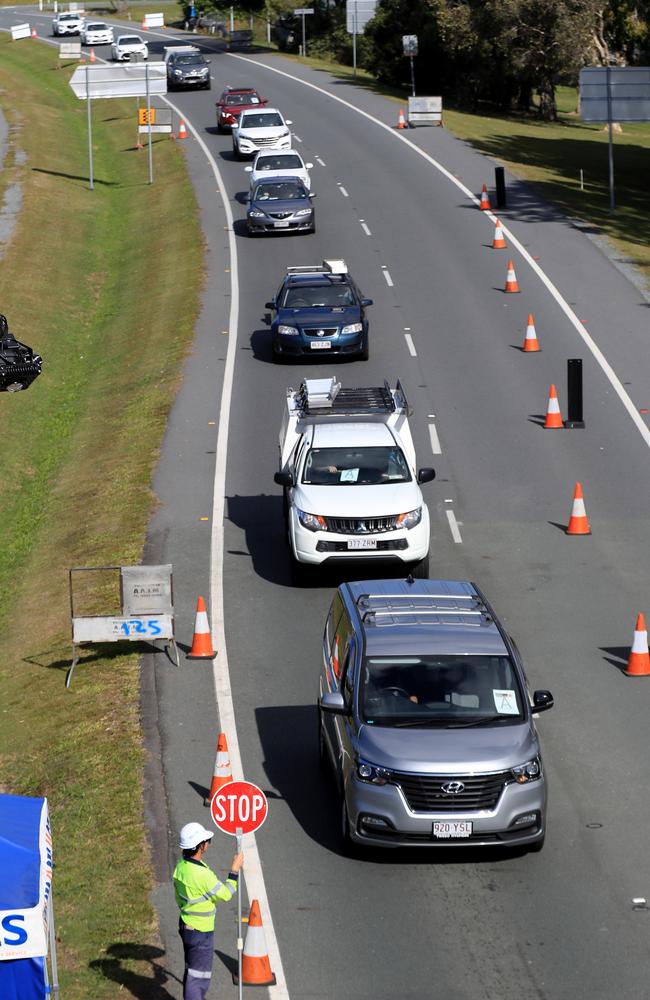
[394,772,509,813]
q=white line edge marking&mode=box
[404,333,417,357]
[12,24,292,996]
[227,51,650,452]
[293,133,302,142]
[446,509,463,543]
[428,423,442,455]
[338,185,349,197]
[316,156,326,166]
[360,222,371,236]
[382,268,394,287]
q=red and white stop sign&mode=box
[210,780,268,836]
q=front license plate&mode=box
[274,220,290,228]
[310,340,331,350]
[433,821,472,839]
[347,538,377,550]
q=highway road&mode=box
[6,11,650,998]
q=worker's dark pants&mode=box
[179,920,214,999]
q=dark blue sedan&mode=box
[247,177,316,236]
[265,260,373,363]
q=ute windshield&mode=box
[303,446,411,486]
[360,655,525,727]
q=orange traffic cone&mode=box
[233,900,277,987]
[625,614,650,677]
[566,482,591,535]
[504,259,520,293]
[89,47,97,63]
[479,184,491,210]
[186,596,216,659]
[141,20,149,30]
[492,218,507,249]
[31,26,37,37]
[178,119,188,140]
[523,313,540,352]
[204,732,233,805]
[544,384,563,428]
[397,108,407,129]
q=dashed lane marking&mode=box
[428,424,442,455]
[382,267,394,287]
[360,221,372,236]
[446,509,463,543]
[316,156,326,166]
[338,184,349,197]
[404,333,417,356]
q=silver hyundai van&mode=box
[318,578,553,851]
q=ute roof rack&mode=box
[292,377,404,416]
[355,591,492,627]
[286,258,348,276]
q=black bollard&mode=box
[565,359,585,428]
[495,166,506,208]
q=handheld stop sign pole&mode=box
[210,780,269,1000]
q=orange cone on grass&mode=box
[492,218,507,249]
[479,184,491,210]
[141,19,149,29]
[178,119,188,140]
[504,259,520,293]
[186,596,216,659]
[523,313,540,352]
[204,732,233,805]
[397,108,407,129]
[31,26,37,37]
[566,482,591,535]
[233,900,277,987]
[89,47,97,63]
[544,384,563,428]
[625,614,650,677]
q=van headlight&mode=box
[511,756,541,783]
[297,509,326,532]
[341,322,363,335]
[395,508,422,530]
[356,759,392,785]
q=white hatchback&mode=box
[81,21,114,45]
[245,149,313,191]
[111,34,148,61]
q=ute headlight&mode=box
[395,507,422,530]
[297,509,326,532]
[511,756,541,784]
[356,759,392,785]
[295,208,312,217]
[248,210,266,218]
[341,322,363,335]
[278,324,299,336]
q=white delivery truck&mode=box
[274,377,436,583]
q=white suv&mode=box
[232,108,292,160]
[81,22,114,46]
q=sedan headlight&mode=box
[297,509,326,532]
[295,208,312,217]
[341,322,363,335]
[511,756,541,784]
[173,70,183,77]
[277,324,299,336]
[356,759,392,785]
[395,507,422,530]
[248,210,266,218]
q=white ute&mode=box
[274,377,435,583]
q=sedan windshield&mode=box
[87,23,107,30]
[302,446,411,486]
[242,113,283,128]
[282,283,354,308]
[256,154,302,171]
[253,182,306,201]
[360,655,525,726]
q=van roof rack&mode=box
[293,377,397,415]
[355,592,492,626]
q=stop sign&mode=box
[210,780,268,835]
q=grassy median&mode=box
[0,35,202,997]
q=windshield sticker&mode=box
[493,689,518,714]
[340,468,359,483]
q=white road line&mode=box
[316,156,326,166]
[404,333,417,356]
[360,222,372,236]
[293,133,303,143]
[446,509,463,544]
[382,268,394,287]
[428,423,442,455]
[228,52,650,453]
[338,184,349,197]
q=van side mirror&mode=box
[532,690,554,713]
[361,298,373,307]
[320,691,347,715]
[417,468,436,484]
[274,470,294,487]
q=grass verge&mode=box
[0,34,202,998]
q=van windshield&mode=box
[360,655,524,726]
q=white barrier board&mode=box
[59,40,81,59]
[73,614,174,643]
[144,12,165,27]
[408,95,443,126]
[11,23,31,40]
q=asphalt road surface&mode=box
[6,11,650,998]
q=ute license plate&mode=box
[310,340,331,350]
[433,821,472,839]
[347,538,377,550]
[274,220,290,228]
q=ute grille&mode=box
[324,515,398,534]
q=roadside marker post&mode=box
[236,827,243,1000]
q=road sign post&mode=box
[145,61,153,185]
[402,34,418,96]
[85,65,93,190]
[236,827,243,1000]
[293,8,314,57]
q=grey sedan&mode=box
[246,177,316,236]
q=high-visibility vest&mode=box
[173,857,238,932]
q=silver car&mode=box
[319,578,553,851]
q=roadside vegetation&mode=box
[0,34,202,998]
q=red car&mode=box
[216,88,267,132]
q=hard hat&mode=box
[179,822,214,850]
